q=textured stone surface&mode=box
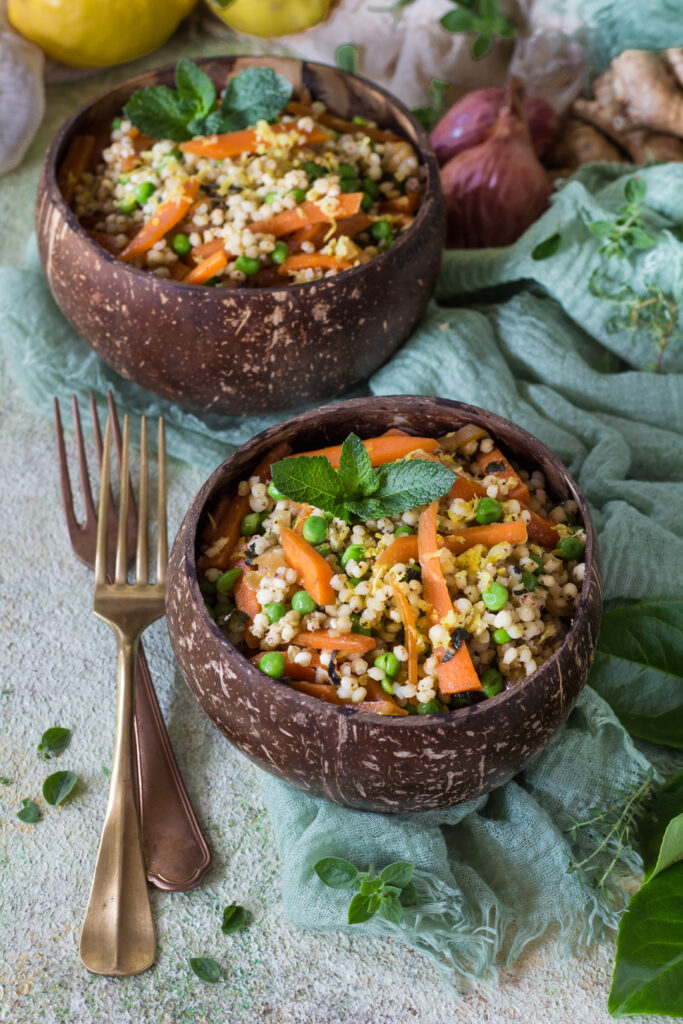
[35,56,444,416]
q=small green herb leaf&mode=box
[221,904,248,934]
[399,880,418,907]
[0,775,12,785]
[335,43,358,74]
[348,892,375,924]
[220,67,293,131]
[37,727,71,760]
[440,9,478,31]
[351,459,455,518]
[470,32,493,58]
[625,226,655,250]
[378,894,403,924]
[608,861,683,1017]
[189,956,222,983]
[124,86,194,142]
[624,176,647,205]
[412,78,451,132]
[43,770,78,806]
[17,798,41,824]
[589,220,614,239]
[639,770,683,882]
[175,58,216,119]
[314,857,360,889]
[272,456,347,519]
[532,231,562,261]
[359,877,382,896]
[337,434,379,497]
[379,861,414,888]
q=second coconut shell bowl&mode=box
[36,55,444,416]
[166,396,602,814]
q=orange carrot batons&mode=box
[280,528,336,606]
[119,179,200,262]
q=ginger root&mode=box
[622,129,683,164]
[546,118,624,169]
[610,50,683,137]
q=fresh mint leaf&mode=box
[362,459,455,516]
[335,44,358,74]
[189,956,222,983]
[221,67,293,130]
[608,861,683,1016]
[348,892,375,924]
[314,857,360,889]
[17,798,40,824]
[639,770,683,883]
[175,58,216,119]
[221,904,248,934]
[337,434,379,497]
[378,894,403,924]
[590,600,683,748]
[123,86,193,142]
[379,861,414,888]
[271,456,348,519]
[37,727,71,760]
[43,770,78,806]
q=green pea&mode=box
[374,652,400,677]
[264,602,286,623]
[134,181,156,205]
[370,219,391,241]
[271,241,289,265]
[362,177,381,199]
[216,567,243,595]
[240,512,263,536]
[377,232,395,250]
[339,177,361,193]
[493,628,511,645]
[304,161,326,179]
[263,192,278,204]
[380,677,395,696]
[111,117,122,130]
[337,162,356,179]
[480,668,504,698]
[267,480,285,501]
[521,570,538,591]
[303,516,328,545]
[351,613,372,636]
[116,198,137,215]
[482,582,509,611]
[292,590,316,614]
[341,544,365,567]
[171,233,192,256]
[558,535,585,561]
[393,525,414,537]
[199,578,216,599]
[417,699,443,715]
[360,192,374,212]
[475,497,502,525]
[289,188,307,203]
[234,255,261,276]
[353,115,369,126]
[259,652,285,678]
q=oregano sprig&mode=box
[314,857,417,924]
[271,433,454,524]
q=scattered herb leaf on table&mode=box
[37,726,71,759]
[189,956,222,983]
[17,798,41,824]
[221,904,247,934]
[43,770,78,806]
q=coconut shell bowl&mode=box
[35,56,444,416]
[166,396,602,813]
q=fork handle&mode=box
[80,637,155,977]
[133,641,212,890]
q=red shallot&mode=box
[440,81,552,249]
[430,87,559,165]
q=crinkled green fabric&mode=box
[1,163,681,984]
[568,0,683,69]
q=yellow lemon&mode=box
[7,0,197,68]
[208,0,334,38]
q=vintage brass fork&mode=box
[79,414,167,977]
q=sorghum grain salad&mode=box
[62,60,423,288]
[198,425,586,716]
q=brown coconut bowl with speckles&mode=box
[35,56,444,416]
[167,396,602,813]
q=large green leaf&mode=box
[609,861,683,1017]
[590,601,683,748]
[639,771,683,882]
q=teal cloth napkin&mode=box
[1,163,682,984]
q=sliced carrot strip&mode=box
[179,124,330,159]
[250,652,320,684]
[281,528,336,606]
[287,223,328,252]
[58,134,96,204]
[390,582,419,688]
[291,630,376,654]
[288,680,348,704]
[418,502,452,622]
[119,154,141,173]
[253,194,363,238]
[380,192,420,215]
[168,261,191,281]
[198,441,292,571]
[475,447,531,504]
[294,433,439,468]
[526,510,560,549]
[277,253,352,275]
[377,535,419,567]
[448,474,487,503]
[120,180,200,262]
[444,520,528,553]
[185,249,228,285]
[331,212,374,239]
[358,700,409,716]
[285,101,403,143]
[436,644,482,694]
[190,238,228,261]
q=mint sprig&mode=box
[271,433,454,524]
[314,857,418,924]
[123,61,293,142]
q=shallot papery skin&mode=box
[440,84,552,249]
[430,87,558,165]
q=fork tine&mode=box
[107,392,139,562]
[72,395,96,526]
[115,416,130,585]
[95,418,112,587]
[136,417,148,583]
[157,418,167,584]
[54,398,79,535]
